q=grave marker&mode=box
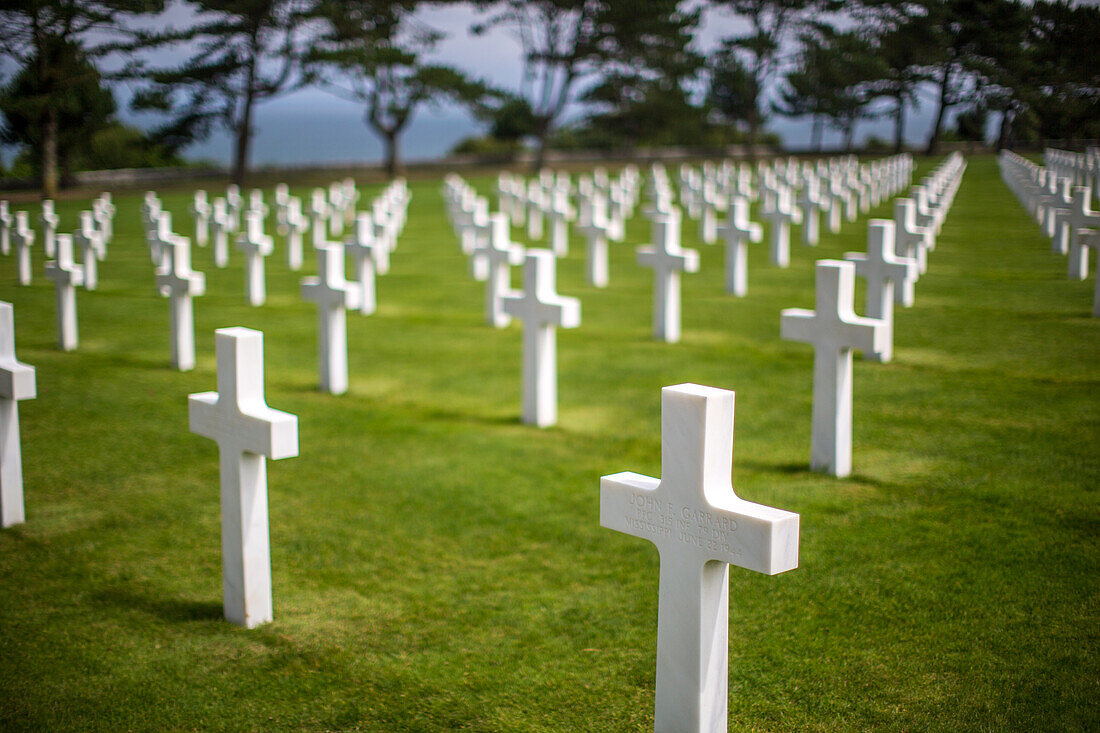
[156,238,206,371]
[237,212,273,306]
[481,214,525,328]
[600,384,799,733]
[716,197,761,297]
[189,328,298,628]
[844,220,916,363]
[501,250,580,427]
[346,214,378,315]
[781,260,887,477]
[40,200,58,258]
[301,245,360,394]
[638,208,698,343]
[0,302,35,528]
[12,212,33,286]
[44,234,84,351]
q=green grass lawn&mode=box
[0,155,1095,731]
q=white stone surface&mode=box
[797,177,825,246]
[44,234,84,351]
[762,187,801,268]
[346,214,378,315]
[1066,187,1099,281]
[501,250,580,427]
[893,199,931,280]
[0,202,10,255]
[481,214,525,328]
[74,211,102,291]
[0,302,35,528]
[40,200,58,258]
[156,237,206,371]
[844,220,916,363]
[637,207,699,343]
[284,197,308,271]
[192,190,211,247]
[716,197,761,297]
[301,245,360,394]
[12,212,33,286]
[211,198,231,268]
[577,191,612,287]
[781,260,887,477]
[600,384,799,733]
[237,212,273,306]
[189,328,298,628]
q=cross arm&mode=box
[189,393,299,460]
[779,308,817,345]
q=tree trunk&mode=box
[531,116,551,174]
[232,96,255,187]
[383,130,402,179]
[893,93,906,154]
[996,109,1013,151]
[811,116,823,152]
[926,65,953,156]
[747,106,759,163]
[41,106,58,199]
[844,117,856,153]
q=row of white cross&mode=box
[1043,147,1100,194]
[0,154,966,733]
[999,150,1100,317]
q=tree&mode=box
[919,0,1019,154]
[471,0,605,170]
[774,25,885,152]
[134,0,312,185]
[304,0,490,178]
[0,0,164,197]
[711,0,830,158]
[577,0,704,147]
[857,1,936,153]
[0,42,117,187]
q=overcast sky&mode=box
[7,1,963,167]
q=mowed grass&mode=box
[0,155,1095,732]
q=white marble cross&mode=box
[284,197,308,271]
[716,196,761,297]
[600,383,799,733]
[762,187,801,268]
[844,220,916,363]
[44,233,84,351]
[345,213,378,315]
[781,260,887,477]
[40,200,58,258]
[797,177,825,246]
[577,191,613,287]
[156,238,206,371]
[328,182,345,237]
[226,185,243,231]
[0,302,35,528]
[310,188,331,248]
[0,202,10,255]
[74,211,102,291]
[211,198,231,268]
[481,214,525,328]
[93,193,114,246]
[501,250,580,427]
[893,198,931,279]
[526,181,546,240]
[12,212,33,286]
[698,181,722,244]
[301,245,359,394]
[1065,187,1099,281]
[192,190,211,247]
[546,187,572,256]
[637,207,699,343]
[189,327,298,628]
[237,211,273,306]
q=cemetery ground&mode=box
[0,155,1095,731]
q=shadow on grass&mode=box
[93,587,224,624]
[737,459,891,488]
